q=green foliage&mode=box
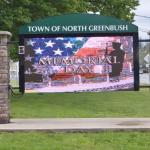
[0,0,139,60]
[87,0,139,22]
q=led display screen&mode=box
[24,36,134,93]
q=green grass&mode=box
[11,89,150,118]
[0,132,150,150]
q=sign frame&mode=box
[19,14,139,93]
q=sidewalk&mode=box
[1,118,150,132]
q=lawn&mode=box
[8,88,150,150]
[0,132,150,150]
[11,89,150,118]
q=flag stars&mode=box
[45,40,55,47]
[72,51,76,54]
[76,37,83,41]
[53,48,63,56]
[25,55,33,61]
[34,47,44,54]
[26,40,35,46]
[25,68,31,75]
[64,41,74,48]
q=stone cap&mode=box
[0,31,12,37]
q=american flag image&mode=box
[24,36,134,93]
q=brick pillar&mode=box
[0,31,12,123]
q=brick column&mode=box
[0,31,12,123]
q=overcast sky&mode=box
[134,0,150,38]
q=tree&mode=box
[0,0,139,60]
[85,0,139,22]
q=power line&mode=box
[135,14,150,19]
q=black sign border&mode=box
[19,32,139,93]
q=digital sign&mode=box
[24,36,134,92]
[19,14,139,93]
